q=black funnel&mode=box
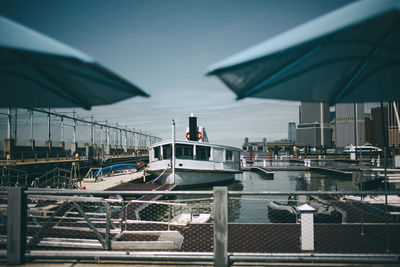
[189,116,197,141]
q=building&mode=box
[288,122,296,143]
[335,103,365,148]
[364,116,374,145]
[388,102,400,147]
[330,111,336,147]
[242,137,267,152]
[296,102,331,147]
[365,105,387,148]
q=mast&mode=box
[172,119,176,184]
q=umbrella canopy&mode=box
[0,16,149,110]
[207,0,400,105]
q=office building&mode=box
[242,137,267,152]
[296,102,331,147]
[288,122,296,143]
[335,103,365,148]
[388,102,400,147]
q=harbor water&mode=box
[178,161,362,223]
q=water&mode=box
[179,161,360,223]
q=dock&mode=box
[309,166,353,176]
[243,165,354,177]
[82,171,145,191]
[242,166,274,178]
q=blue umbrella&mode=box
[0,16,149,110]
[207,0,400,105]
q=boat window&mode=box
[153,146,160,161]
[226,150,233,161]
[233,151,240,162]
[197,146,211,160]
[163,144,171,159]
[176,144,193,159]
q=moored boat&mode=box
[267,200,297,223]
[308,200,342,223]
[267,197,342,223]
[148,115,241,187]
[344,143,382,153]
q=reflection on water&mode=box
[177,162,362,223]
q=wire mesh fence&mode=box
[228,192,400,254]
[0,193,6,251]
[0,188,399,265]
[21,192,214,254]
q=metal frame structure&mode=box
[1,108,161,148]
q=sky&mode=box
[0,0,356,147]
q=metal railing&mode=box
[31,163,81,189]
[0,167,28,187]
[0,188,399,265]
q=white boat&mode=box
[344,143,382,153]
[148,115,241,187]
[299,147,316,154]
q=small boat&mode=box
[148,115,241,187]
[268,196,342,223]
[267,201,297,223]
[299,147,316,154]
[308,200,342,223]
[94,163,139,177]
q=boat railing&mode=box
[1,188,400,265]
[0,166,28,187]
[147,165,170,184]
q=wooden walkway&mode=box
[82,171,145,191]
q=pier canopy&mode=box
[206,0,400,105]
[0,16,149,110]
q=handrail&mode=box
[23,189,400,196]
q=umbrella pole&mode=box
[353,102,358,147]
[380,101,390,252]
[7,108,11,139]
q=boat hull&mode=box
[149,168,236,187]
[267,201,297,223]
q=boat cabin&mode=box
[149,140,241,172]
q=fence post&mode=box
[7,187,27,265]
[105,204,111,250]
[298,204,315,251]
[213,186,228,267]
